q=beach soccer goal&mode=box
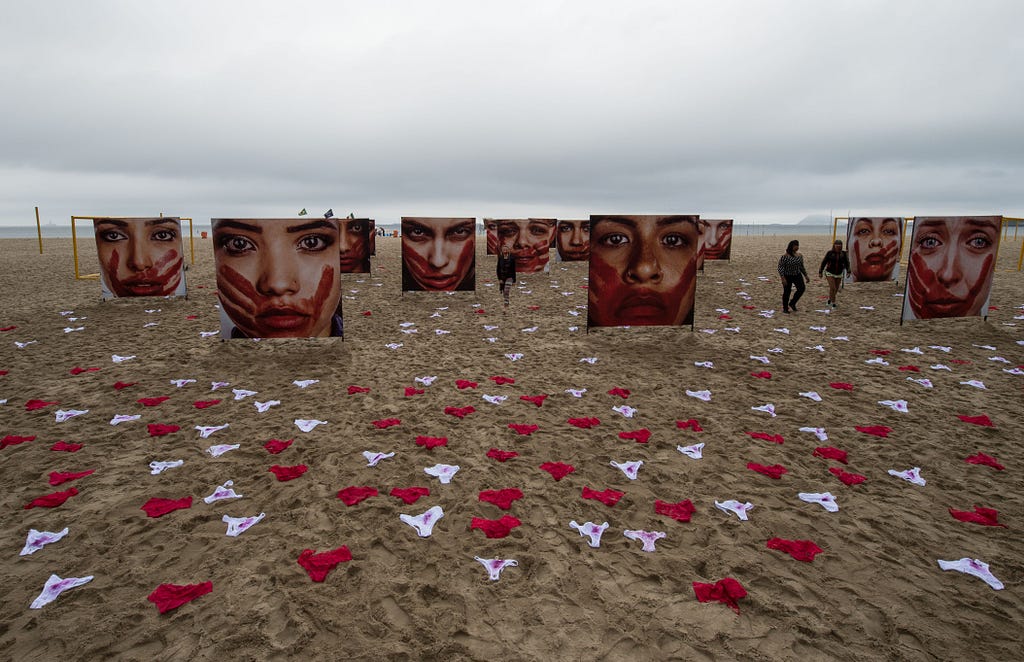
[71,215,195,280]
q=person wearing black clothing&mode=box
[496,244,517,306]
[777,239,809,313]
[819,239,851,308]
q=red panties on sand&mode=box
[148,582,213,613]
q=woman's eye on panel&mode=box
[661,233,690,248]
[446,225,473,240]
[98,229,128,242]
[219,235,257,255]
[406,226,432,240]
[298,234,334,252]
[918,236,942,250]
[598,232,630,247]
[151,229,178,242]
[967,234,993,250]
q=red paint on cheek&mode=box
[106,248,123,290]
[589,256,626,323]
[404,244,431,278]
[310,264,335,314]
[219,264,262,304]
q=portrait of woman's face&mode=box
[339,218,371,273]
[484,219,499,255]
[556,220,590,261]
[213,218,342,338]
[497,218,556,273]
[94,217,186,298]
[701,219,733,261]
[587,215,700,327]
[848,217,902,281]
[903,216,1001,321]
[401,217,476,291]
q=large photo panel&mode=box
[212,218,344,339]
[701,219,734,261]
[496,218,556,273]
[901,216,1001,322]
[846,217,903,282]
[401,217,476,291]
[93,217,187,300]
[556,219,590,262]
[587,215,700,328]
[339,217,372,273]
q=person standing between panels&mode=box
[777,239,810,313]
[818,239,850,308]
[496,243,517,306]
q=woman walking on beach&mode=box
[777,239,809,313]
[819,239,850,308]
[496,243,517,306]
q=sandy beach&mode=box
[1,233,1022,661]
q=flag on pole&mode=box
[299,208,307,216]
[324,209,334,218]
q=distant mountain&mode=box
[796,214,832,225]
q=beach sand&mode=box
[1,233,1022,661]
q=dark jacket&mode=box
[819,250,850,277]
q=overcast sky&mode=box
[2,0,1023,227]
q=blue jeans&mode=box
[782,275,805,310]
